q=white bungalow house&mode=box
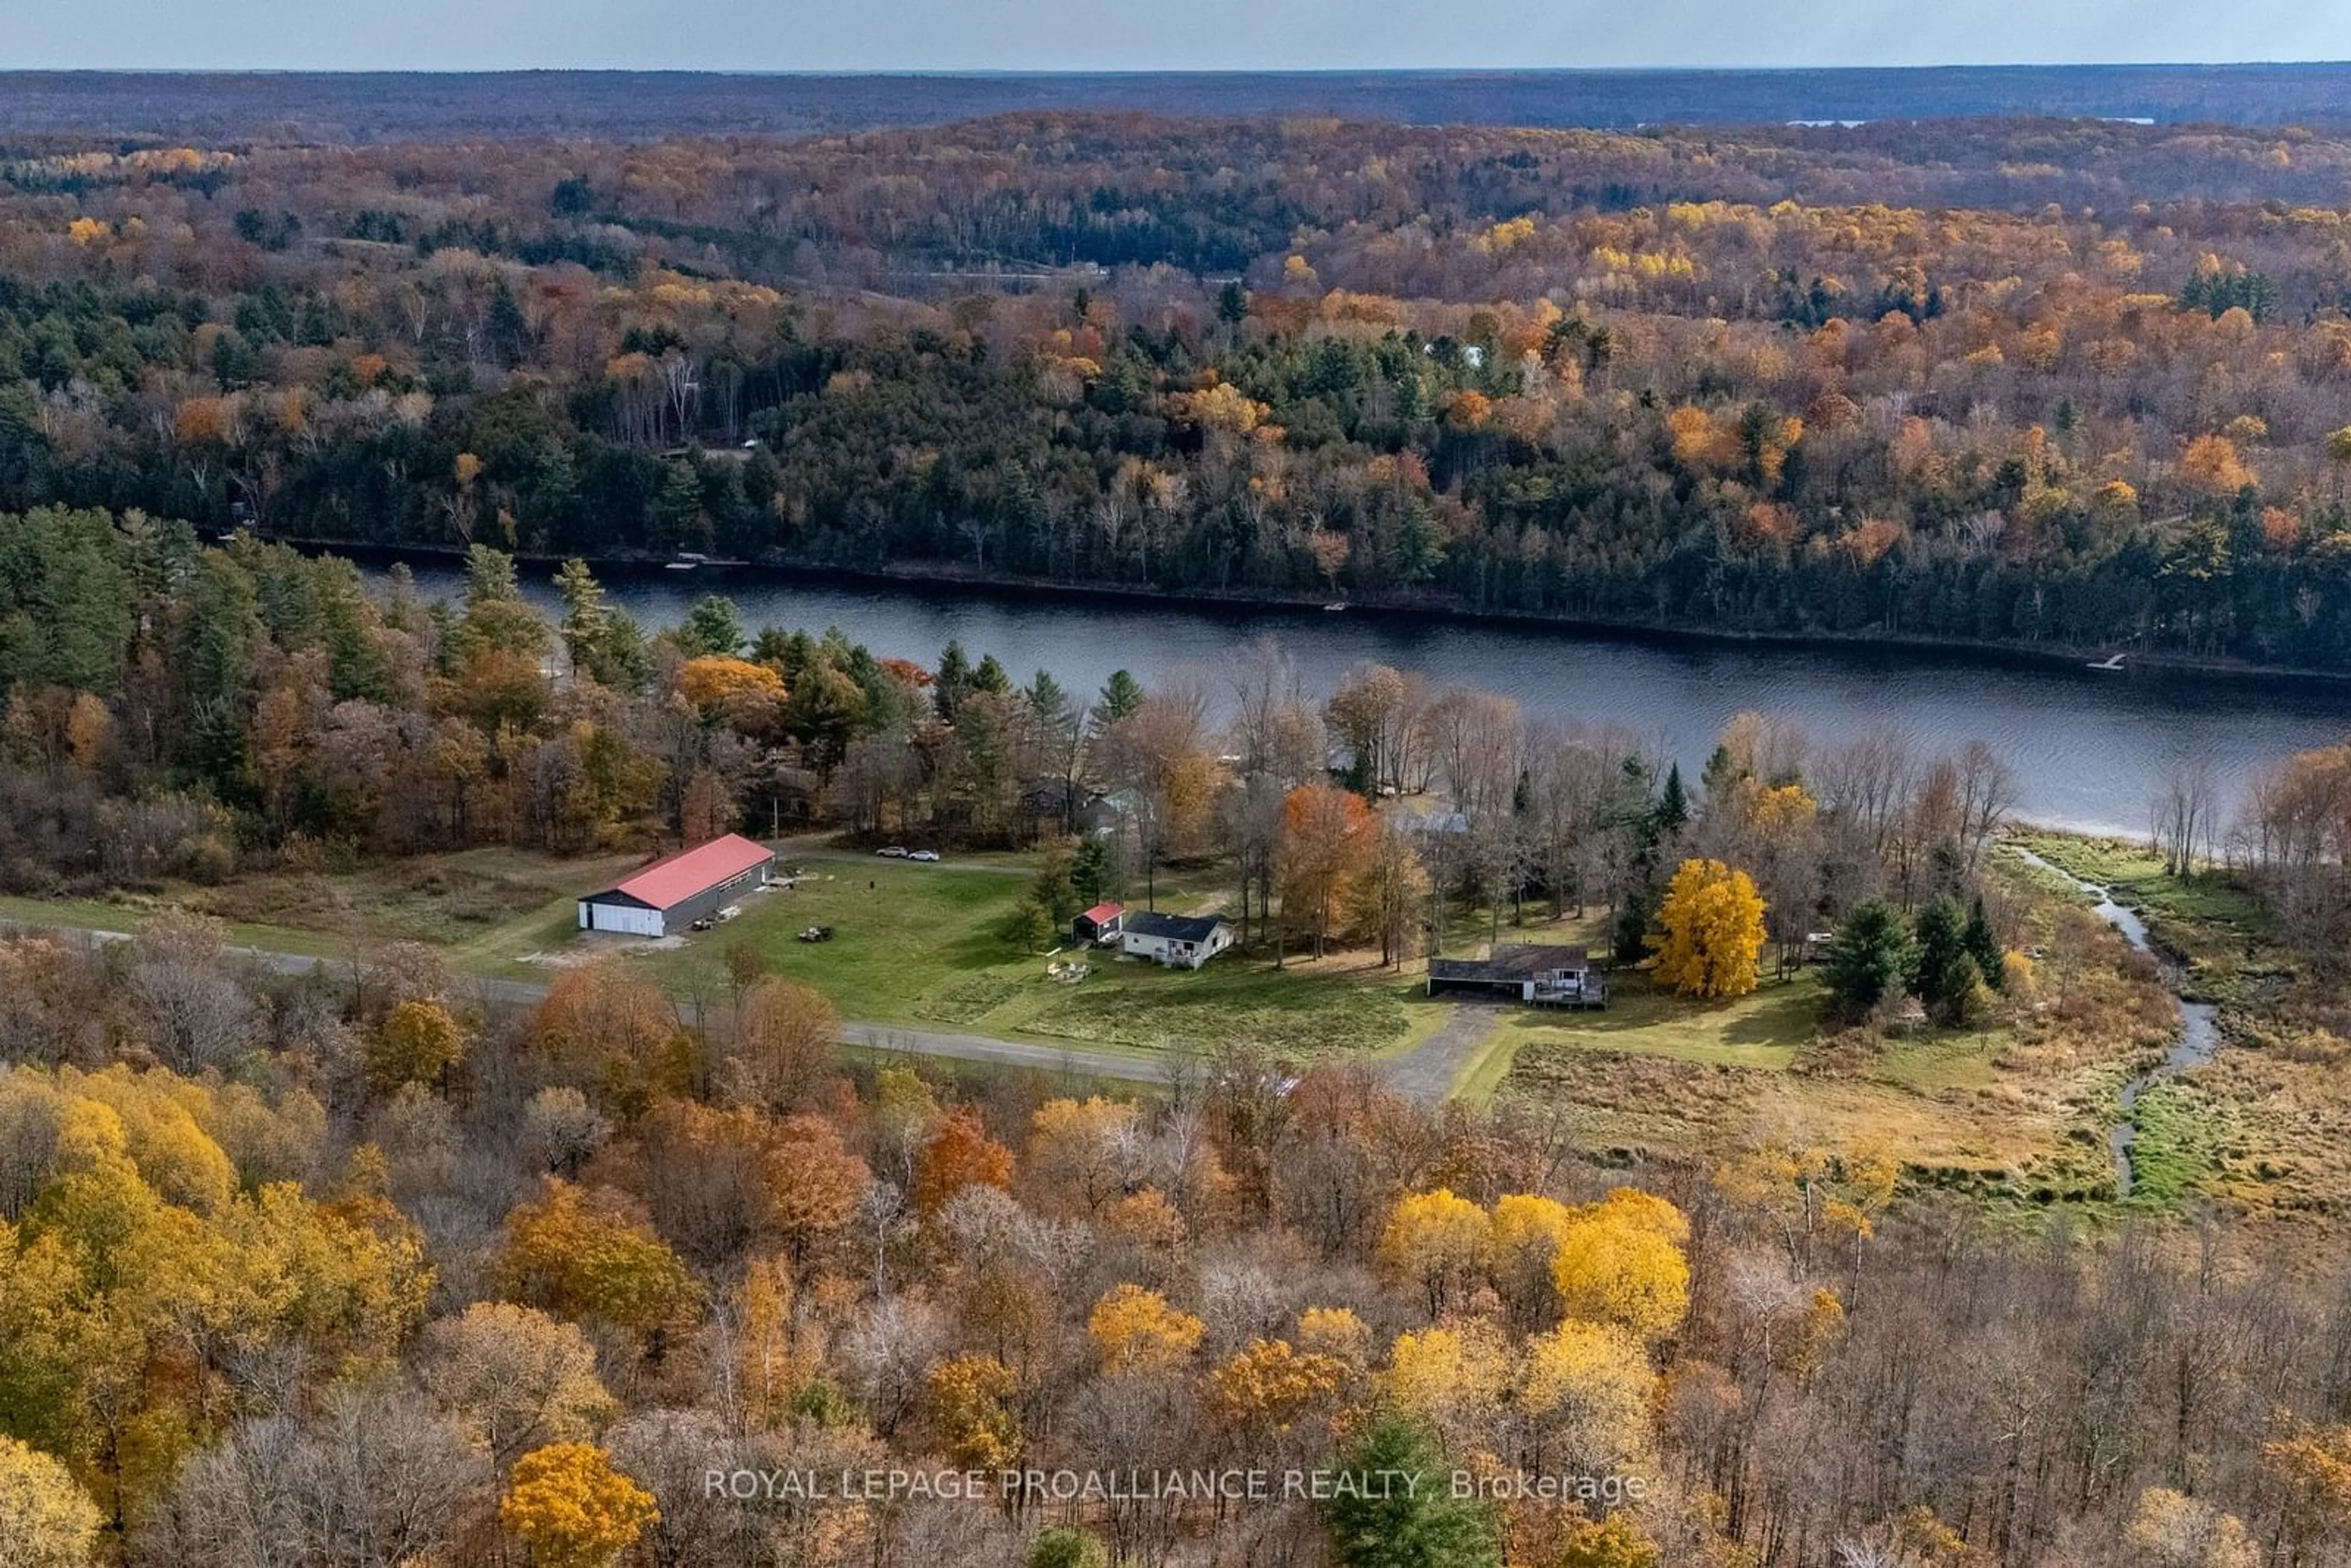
[1120,911,1235,969]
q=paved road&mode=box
[1381,1002,1506,1103]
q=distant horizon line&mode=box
[13,61,2351,78]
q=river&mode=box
[388,561,2351,838]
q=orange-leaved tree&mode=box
[912,1107,1014,1215]
[1278,782,1373,959]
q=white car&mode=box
[909,849,940,863]
[876,846,909,858]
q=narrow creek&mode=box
[2009,847,2221,1198]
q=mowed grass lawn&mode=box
[1479,967,2008,1095]
[661,853,1033,1021]
[649,852,1428,1060]
[1493,969,1824,1070]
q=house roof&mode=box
[1080,902,1123,924]
[1485,943,1589,975]
[1124,910,1230,943]
[1430,945,1589,982]
[599,834,773,912]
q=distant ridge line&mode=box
[9,64,2351,143]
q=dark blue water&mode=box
[394,561,2351,838]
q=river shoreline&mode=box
[266,533,2351,692]
[313,533,2351,836]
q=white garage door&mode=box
[582,901,664,937]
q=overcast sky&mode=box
[7,0,2343,73]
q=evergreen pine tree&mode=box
[1963,893,2004,989]
[1095,669,1144,722]
[934,639,973,721]
[1651,762,1690,842]
[1913,898,1978,1025]
[1071,838,1111,906]
[680,594,744,658]
[1823,900,1915,1017]
[1322,1415,1501,1568]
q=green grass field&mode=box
[669,852,1035,1020]
[640,850,1431,1060]
[2117,1077,2233,1210]
[1491,969,1823,1071]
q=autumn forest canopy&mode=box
[15,111,2351,666]
[16,86,2351,1568]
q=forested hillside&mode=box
[17,99,2351,1568]
[10,116,2351,665]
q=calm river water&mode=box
[394,561,2351,838]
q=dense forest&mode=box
[10,512,2351,1566]
[14,97,2351,1568]
[5,924,2350,1568]
[13,115,2351,664]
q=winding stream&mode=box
[2009,847,2220,1197]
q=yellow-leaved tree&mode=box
[2127,1486,2259,1568]
[1648,858,1767,997]
[678,655,786,708]
[498,1179,700,1341]
[1549,1189,1692,1341]
[0,1068,430,1525]
[1548,1513,1663,1568]
[1206,1337,1349,1435]
[1296,1305,1373,1369]
[1376,1187,1491,1316]
[0,1435,102,1568]
[1377,1322,1512,1442]
[1517,1319,1657,1478]
[1487,1192,1576,1324]
[500,1442,658,1568]
[368,998,467,1095]
[1087,1283,1205,1372]
[924,1353,1022,1469]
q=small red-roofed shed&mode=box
[1073,901,1124,945]
[577,834,774,937]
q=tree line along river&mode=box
[388,560,2351,840]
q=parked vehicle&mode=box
[876,846,909,858]
[909,849,940,863]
